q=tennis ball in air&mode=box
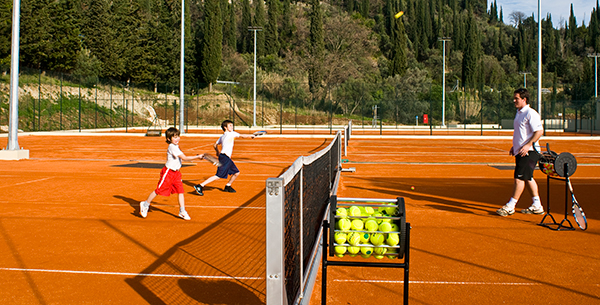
[334,232,347,244]
[394,11,404,19]
[336,218,351,231]
[347,246,360,255]
[410,186,415,191]
[336,208,348,218]
[348,206,361,217]
[347,232,361,246]
[386,233,400,246]
[379,222,392,232]
[370,233,385,246]
[351,219,364,231]
[364,219,378,232]
[359,233,370,244]
[360,246,372,256]
[334,246,347,255]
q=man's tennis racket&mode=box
[567,180,587,230]
[202,154,221,167]
[253,130,267,137]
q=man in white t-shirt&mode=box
[194,120,255,195]
[497,88,545,216]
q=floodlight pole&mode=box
[519,71,531,88]
[6,0,21,151]
[179,0,185,133]
[249,27,262,127]
[438,37,451,127]
[537,0,542,113]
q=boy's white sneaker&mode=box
[179,210,191,220]
[140,201,149,218]
[521,205,544,215]
[496,205,515,217]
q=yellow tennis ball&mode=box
[347,232,360,246]
[394,11,404,19]
[359,232,370,244]
[372,212,383,224]
[386,233,399,246]
[334,246,347,255]
[363,206,375,215]
[386,247,398,259]
[348,206,361,217]
[370,233,384,246]
[373,255,385,259]
[374,247,387,255]
[360,246,372,256]
[379,222,392,232]
[351,219,364,231]
[337,218,351,231]
[364,219,378,232]
[347,246,360,255]
[383,204,397,216]
[336,208,348,218]
[389,223,399,232]
[334,232,347,244]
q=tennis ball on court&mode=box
[360,246,373,256]
[348,206,361,217]
[334,246,347,255]
[370,233,385,246]
[347,232,361,246]
[410,186,415,191]
[336,208,348,218]
[347,246,360,255]
[336,218,351,231]
[364,219,378,232]
[374,246,387,256]
[334,232,347,245]
[394,11,404,19]
[359,233,370,244]
[386,233,400,246]
[351,219,364,231]
[379,222,392,232]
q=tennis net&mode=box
[266,131,342,305]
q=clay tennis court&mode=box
[1,130,599,304]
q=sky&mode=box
[491,0,597,28]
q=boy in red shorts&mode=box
[140,127,203,220]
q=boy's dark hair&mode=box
[165,127,180,144]
[221,120,234,131]
[514,88,530,103]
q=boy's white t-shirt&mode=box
[217,131,240,157]
[512,104,543,155]
[165,143,183,170]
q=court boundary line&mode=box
[332,279,600,286]
[0,267,264,280]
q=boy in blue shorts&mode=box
[194,120,255,195]
[140,127,203,220]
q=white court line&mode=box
[0,201,265,209]
[0,267,263,280]
[334,279,542,285]
[0,177,52,189]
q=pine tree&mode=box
[200,0,222,90]
[265,0,280,55]
[308,0,324,96]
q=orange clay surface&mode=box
[1,132,600,304]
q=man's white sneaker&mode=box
[179,210,191,220]
[140,201,149,218]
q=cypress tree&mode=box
[0,0,12,65]
[389,16,408,77]
[254,0,266,56]
[222,0,235,49]
[281,0,293,51]
[47,0,82,72]
[265,0,280,55]
[308,0,324,96]
[361,0,369,18]
[200,0,222,91]
[240,0,252,53]
[462,12,481,89]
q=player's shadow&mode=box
[114,195,180,219]
[179,278,262,304]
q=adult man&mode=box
[497,88,544,216]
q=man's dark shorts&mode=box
[216,153,240,179]
[514,151,540,181]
